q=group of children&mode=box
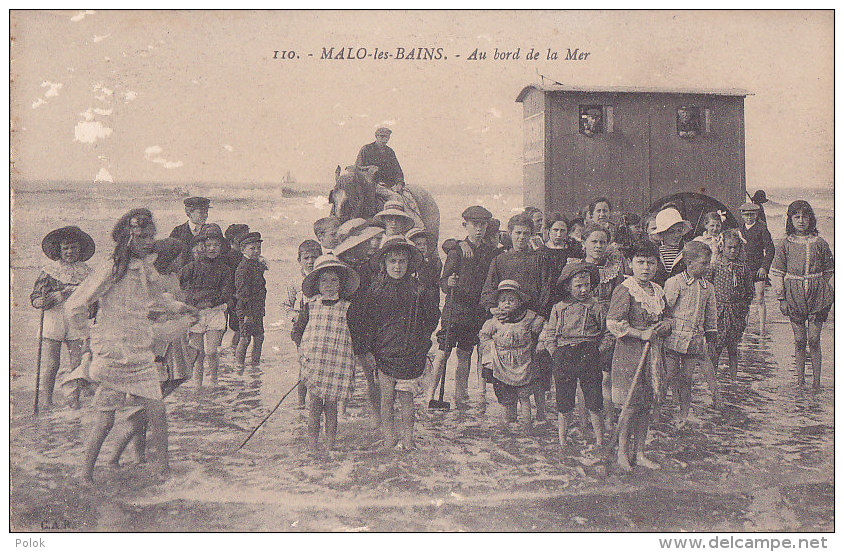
[31,190,833,479]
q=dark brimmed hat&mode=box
[739,202,761,212]
[42,226,96,262]
[199,223,224,241]
[461,205,493,221]
[557,261,600,293]
[239,232,262,246]
[225,223,250,242]
[751,190,768,204]
[184,197,210,209]
[373,235,424,270]
[492,279,532,304]
[301,254,360,298]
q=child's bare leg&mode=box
[710,345,723,375]
[229,330,239,352]
[504,402,517,423]
[40,338,62,407]
[397,390,415,450]
[726,343,739,377]
[82,410,115,482]
[324,400,338,450]
[378,372,397,448]
[189,333,205,387]
[454,347,473,404]
[790,321,808,386]
[64,340,85,408]
[808,319,823,389]
[699,355,721,407]
[754,281,766,334]
[204,330,224,386]
[250,334,264,366]
[109,411,147,466]
[234,334,250,367]
[519,396,533,427]
[588,409,605,448]
[602,372,615,430]
[424,349,449,402]
[533,391,546,422]
[307,396,324,451]
[557,410,571,448]
[360,359,382,428]
[634,407,659,469]
[616,409,634,472]
[143,399,169,476]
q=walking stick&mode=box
[33,308,45,415]
[233,379,301,452]
[610,341,652,446]
[428,286,453,411]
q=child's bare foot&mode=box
[636,453,660,470]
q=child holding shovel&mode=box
[607,240,671,473]
[30,226,96,409]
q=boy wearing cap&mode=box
[407,227,442,292]
[285,239,323,407]
[738,201,775,333]
[31,226,96,408]
[170,197,210,246]
[541,261,611,450]
[234,232,267,369]
[423,205,500,409]
[180,223,234,387]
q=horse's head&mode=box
[330,165,377,223]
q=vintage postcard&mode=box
[9,10,834,535]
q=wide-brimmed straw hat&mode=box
[556,261,600,293]
[334,224,385,258]
[42,226,96,261]
[301,253,360,298]
[652,207,693,235]
[492,279,532,304]
[405,227,432,242]
[739,201,761,212]
[373,235,423,270]
[373,200,415,226]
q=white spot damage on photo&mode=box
[93,34,111,43]
[31,98,46,109]
[74,121,112,143]
[93,108,113,116]
[70,10,95,22]
[223,144,234,152]
[144,145,183,169]
[487,107,502,118]
[124,90,138,102]
[42,81,63,98]
[94,168,114,183]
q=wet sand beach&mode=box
[10,185,834,532]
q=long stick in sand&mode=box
[33,308,45,415]
[233,379,301,452]
[610,341,652,446]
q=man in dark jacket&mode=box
[234,232,267,368]
[355,127,405,190]
[739,202,775,333]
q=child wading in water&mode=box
[664,241,721,422]
[541,262,609,449]
[66,209,197,482]
[292,254,361,453]
[480,280,545,427]
[30,226,96,408]
[607,240,671,473]
[770,200,834,390]
[350,236,440,451]
[234,232,267,369]
[709,229,754,377]
[284,240,322,407]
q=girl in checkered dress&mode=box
[291,254,361,453]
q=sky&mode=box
[10,10,833,190]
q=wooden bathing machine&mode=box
[516,84,750,229]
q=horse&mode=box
[330,165,441,246]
